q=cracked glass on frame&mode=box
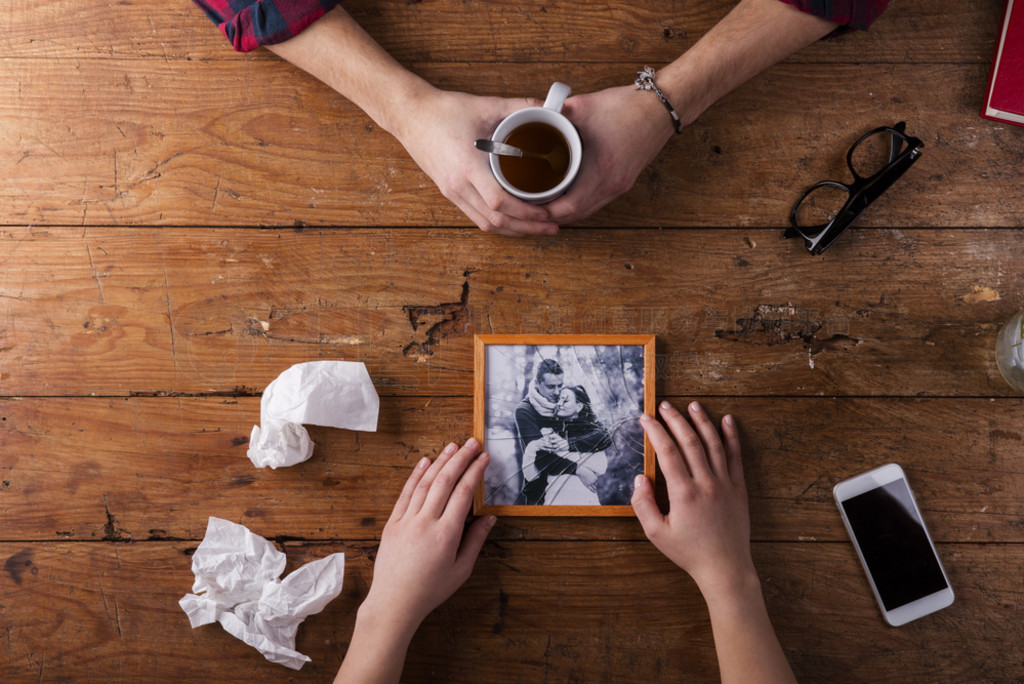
[483,344,646,507]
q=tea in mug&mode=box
[498,122,571,194]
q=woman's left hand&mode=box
[360,439,496,635]
[336,439,496,683]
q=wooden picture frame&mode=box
[473,334,656,517]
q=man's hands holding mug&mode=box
[396,83,678,237]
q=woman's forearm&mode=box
[334,599,419,684]
[702,573,797,684]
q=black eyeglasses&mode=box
[785,122,923,255]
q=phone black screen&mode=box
[841,479,949,611]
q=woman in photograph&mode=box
[543,386,613,504]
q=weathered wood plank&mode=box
[2,397,1021,542]
[1,228,1020,397]
[0,541,1020,681]
[2,61,1021,227]
[0,0,1003,65]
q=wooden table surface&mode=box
[3,0,1023,680]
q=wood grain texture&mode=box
[2,60,1021,227]
[0,541,1021,682]
[1,228,1020,397]
[1,397,1021,542]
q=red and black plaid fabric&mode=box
[780,0,892,37]
[192,0,891,53]
[191,0,340,52]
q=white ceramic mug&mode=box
[487,82,583,203]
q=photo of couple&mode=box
[480,341,649,510]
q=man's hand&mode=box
[542,431,571,456]
[394,88,561,237]
[268,7,559,238]
[545,84,676,226]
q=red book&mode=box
[983,0,1024,127]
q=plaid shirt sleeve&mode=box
[194,0,887,53]
[191,0,342,52]
[777,0,891,37]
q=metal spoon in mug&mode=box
[474,138,567,171]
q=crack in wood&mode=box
[714,303,863,353]
[102,495,132,542]
[715,304,824,346]
[127,388,258,397]
[401,274,471,360]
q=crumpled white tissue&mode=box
[179,517,345,670]
[248,360,379,468]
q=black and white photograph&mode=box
[474,335,654,515]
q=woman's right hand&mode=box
[394,87,561,237]
[543,431,570,455]
[631,401,756,597]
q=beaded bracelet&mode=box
[635,66,683,135]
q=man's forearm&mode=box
[266,6,430,139]
[655,0,838,128]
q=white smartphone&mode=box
[833,463,954,626]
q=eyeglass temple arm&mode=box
[859,145,922,206]
[888,122,908,163]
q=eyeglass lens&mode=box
[849,128,905,179]
[792,183,849,236]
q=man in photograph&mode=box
[513,359,612,505]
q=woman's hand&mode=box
[336,439,496,683]
[361,438,496,631]
[577,464,600,491]
[632,402,796,684]
[631,401,755,596]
